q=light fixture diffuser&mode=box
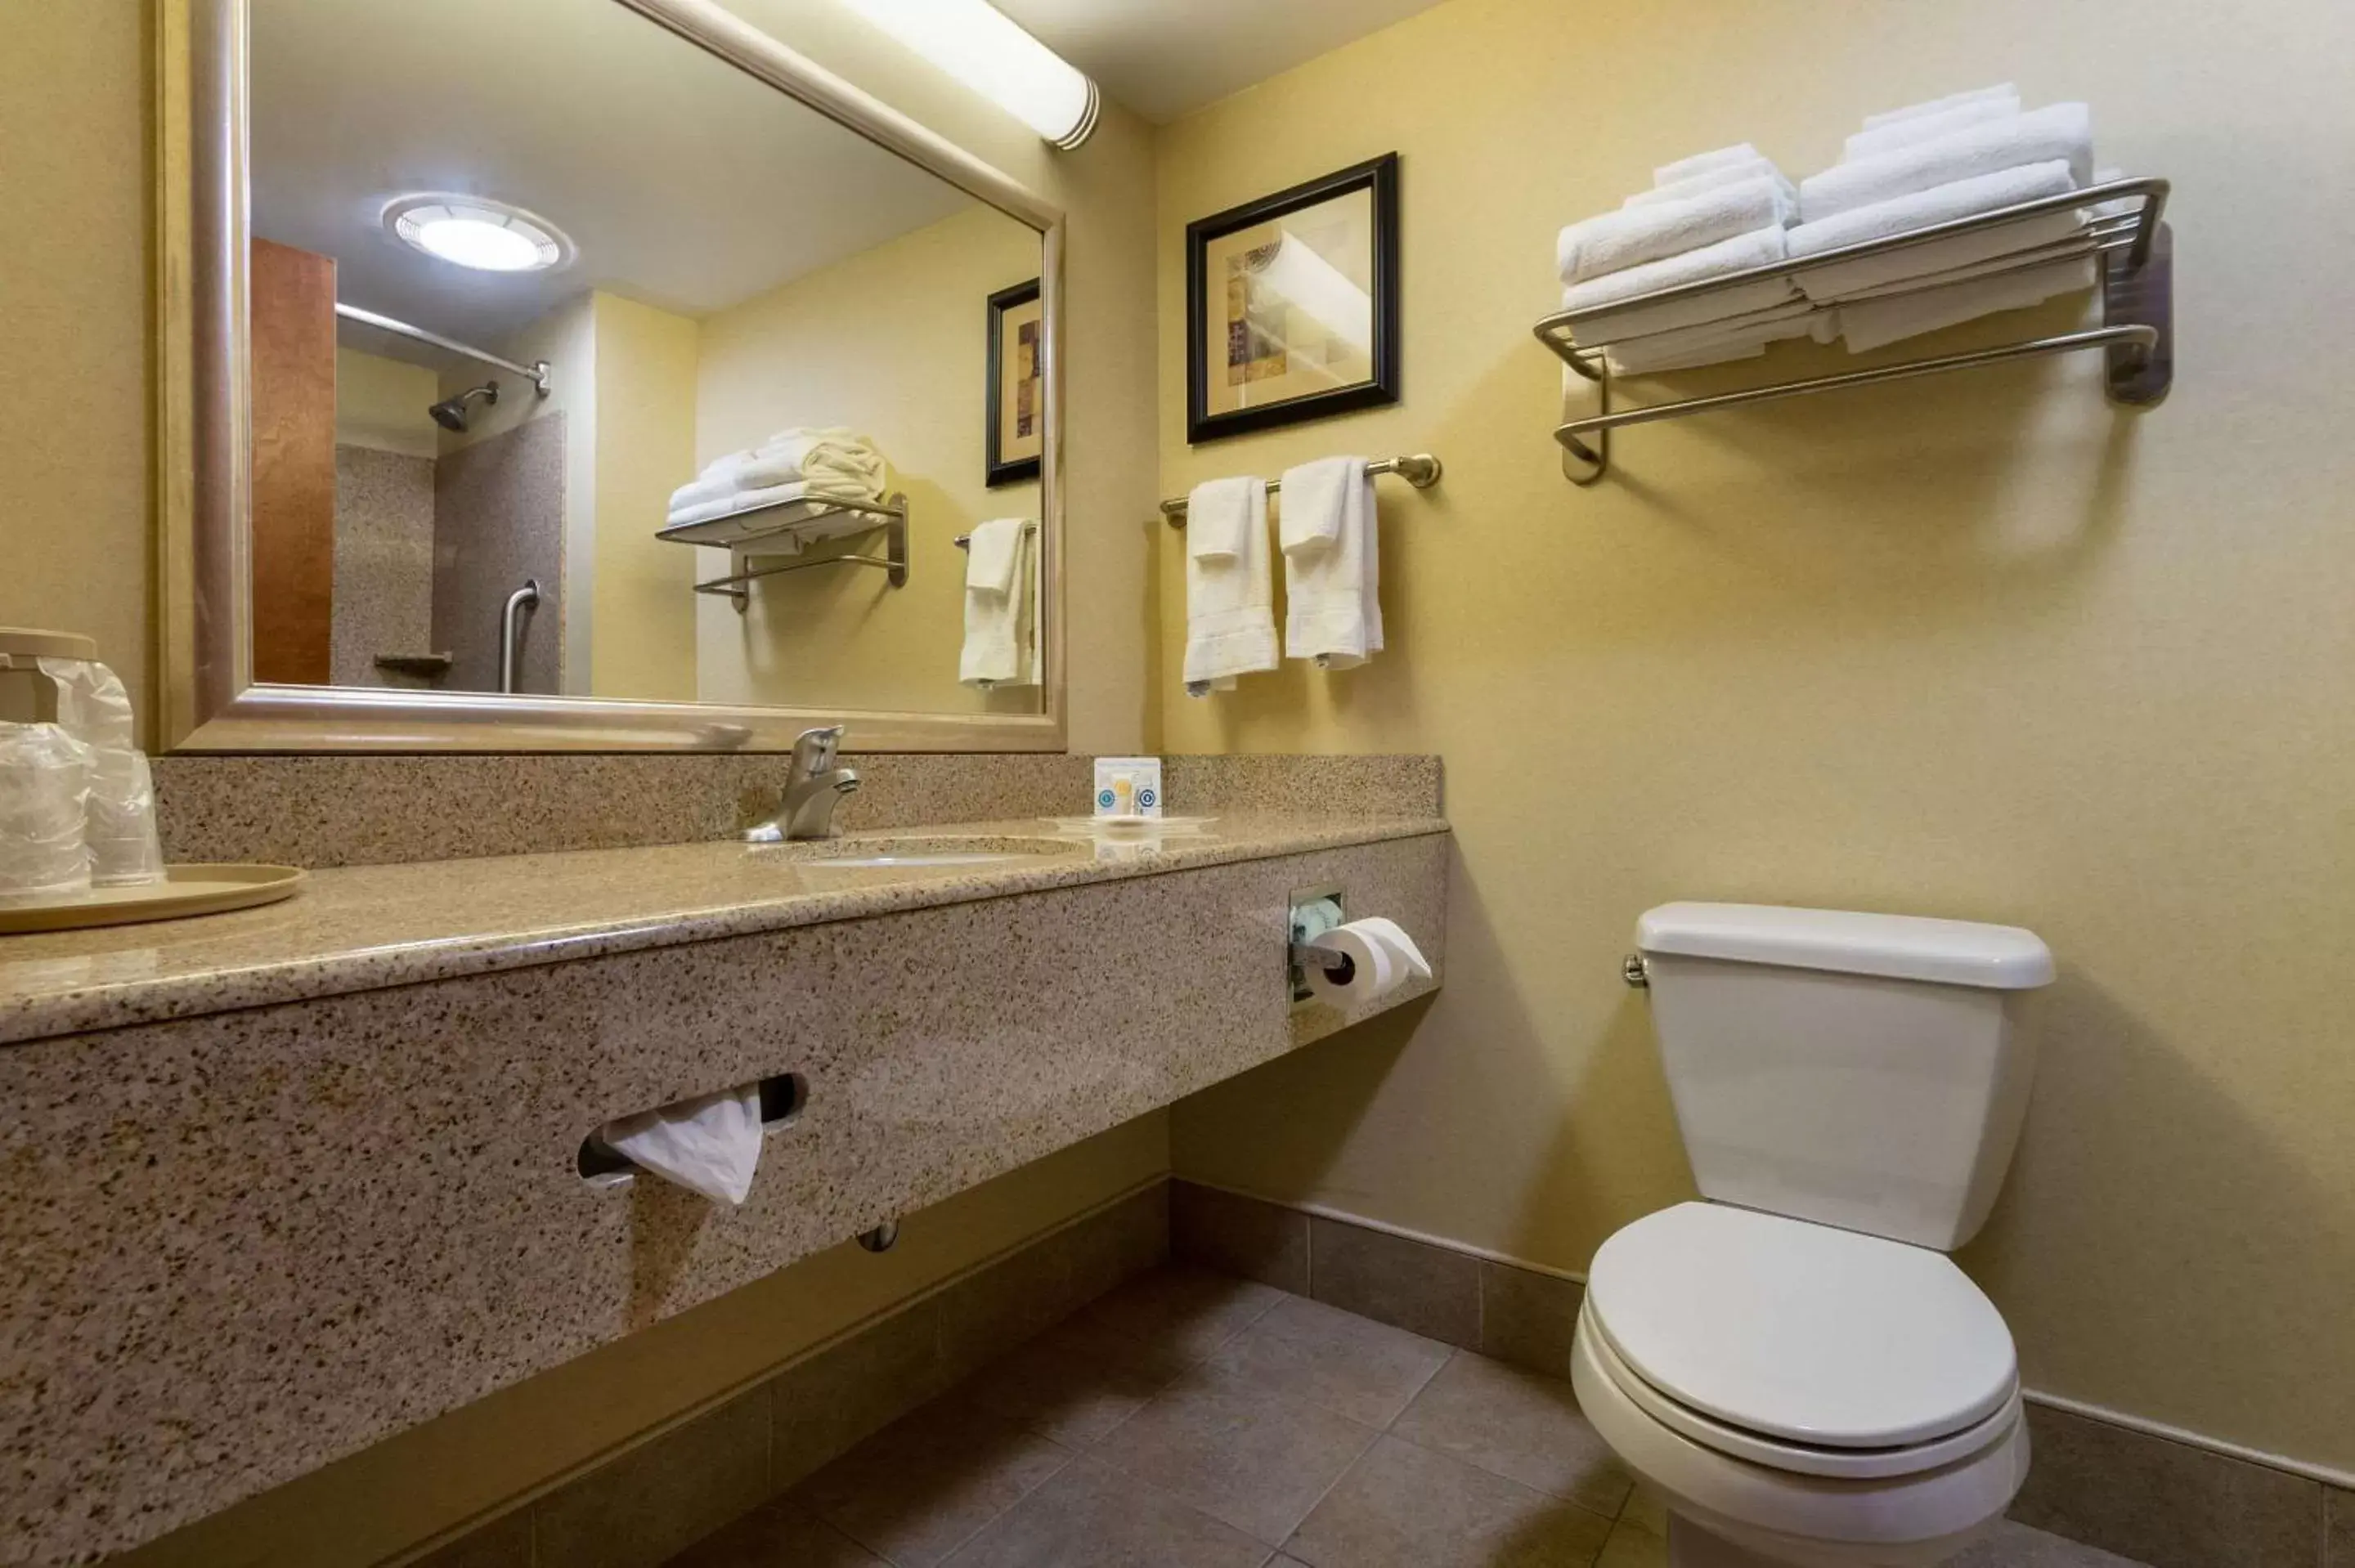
[384,195,572,274]
[837,0,1100,149]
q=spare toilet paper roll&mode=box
[1303,916,1433,1005]
[600,1082,763,1204]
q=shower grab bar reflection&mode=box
[498,578,540,695]
[334,302,553,396]
[1155,454,1442,525]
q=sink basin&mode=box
[759,835,1080,870]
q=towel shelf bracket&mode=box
[693,511,909,612]
[1535,176,2174,484]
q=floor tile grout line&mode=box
[1272,1422,1388,1559]
[1379,1344,1459,1435]
[922,1444,1077,1568]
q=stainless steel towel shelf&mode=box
[1533,177,2173,485]
[953,520,1040,550]
[661,492,910,612]
[1159,455,1443,524]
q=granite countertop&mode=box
[0,813,1448,1046]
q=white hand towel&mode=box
[1562,226,1797,342]
[1654,142,1764,186]
[1841,94,2021,163]
[1840,255,2095,352]
[1556,176,1794,286]
[1863,83,2018,130]
[1626,159,1797,210]
[1186,476,1258,561]
[1182,479,1276,694]
[1799,102,2093,224]
[961,518,1038,688]
[1605,301,1819,376]
[1791,160,2083,301]
[963,514,1025,595]
[1277,455,1364,556]
[1281,459,1379,670]
[602,1084,763,1205]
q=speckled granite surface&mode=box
[148,754,1442,867]
[0,814,1444,1046]
[0,828,1447,1565]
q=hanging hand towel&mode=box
[1182,478,1277,695]
[1653,142,1765,186]
[1281,459,1380,670]
[1790,160,2083,300]
[1556,176,1794,286]
[1862,83,2018,131]
[1840,255,2095,352]
[960,517,1037,688]
[1798,102,2093,224]
[1841,94,2021,164]
[1562,226,1797,341]
[601,1084,764,1205]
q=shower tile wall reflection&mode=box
[432,414,564,695]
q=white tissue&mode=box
[1303,916,1433,1005]
[601,1083,764,1205]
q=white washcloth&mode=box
[1626,159,1797,210]
[1182,478,1276,694]
[1791,160,2083,300]
[961,518,1037,688]
[1556,176,1794,286]
[1841,255,2095,352]
[1863,84,2019,130]
[1563,226,1797,341]
[1187,476,1259,562]
[1605,300,1819,376]
[1280,459,1379,670]
[1842,95,2021,163]
[1654,142,1765,186]
[602,1084,763,1205]
[963,514,1025,595]
[1799,101,2093,224]
[1276,455,1364,555]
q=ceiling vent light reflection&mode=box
[384,195,571,274]
[838,0,1100,149]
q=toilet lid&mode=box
[1586,1203,2016,1449]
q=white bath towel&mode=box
[669,429,886,513]
[1840,254,2095,352]
[1841,94,2021,164]
[1562,226,1797,342]
[1280,459,1380,670]
[963,513,1025,595]
[1626,158,1798,210]
[1830,236,2096,303]
[1556,176,1794,285]
[1791,160,2084,300]
[666,480,822,530]
[1799,102,2093,224]
[1182,478,1277,694]
[1654,142,1765,186]
[960,517,1038,688]
[1862,83,2018,130]
[1604,300,1819,376]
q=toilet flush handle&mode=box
[1622,952,1649,988]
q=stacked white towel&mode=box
[665,428,886,527]
[1792,89,2105,352]
[1554,145,1804,374]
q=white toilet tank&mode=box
[1635,903,2054,1252]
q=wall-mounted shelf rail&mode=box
[1159,454,1444,524]
[1533,177,2173,485]
[662,491,909,612]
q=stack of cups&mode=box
[0,723,95,902]
[0,629,164,903]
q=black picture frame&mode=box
[1185,152,1400,446]
[985,277,1043,487]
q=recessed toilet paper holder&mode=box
[1290,884,1350,1001]
[1290,941,1356,982]
[577,1071,807,1188]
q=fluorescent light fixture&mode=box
[384,195,572,274]
[838,0,1100,149]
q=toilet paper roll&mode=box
[1303,916,1433,1005]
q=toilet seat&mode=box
[1586,1202,2017,1452]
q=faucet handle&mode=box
[790,724,845,776]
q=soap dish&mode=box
[1042,815,1215,838]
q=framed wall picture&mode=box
[986,278,1044,486]
[1186,152,1400,445]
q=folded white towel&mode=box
[1654,142,1765,186]
[1863,83,2018,131]
[1799,102,2093,224]
[1280,459,1379,669]
[666,480,819,530]
[1557,176,1794,286]
[1832,236,2095,302]
[963,514,1025,595]
[1183,479,1277,694]
[1840,255,2095,352]
[670,434,885,513]
[1604,300,1819,376]
[1562,226,1797,342]
[1186,476,1259,562]
[1791,160,2083,301]
[961,517,1038,688]
[1276,455,1362,556]
[1626,158,1797,211]
[1842,94,2021,164]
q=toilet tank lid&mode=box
[1636,903,2054,989]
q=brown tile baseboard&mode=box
[1167,1179,2347,1568]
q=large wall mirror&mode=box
[168,0,1063,750]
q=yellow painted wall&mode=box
[332,347,437,458]
[693,204,1041,715]
[1155,0,2355,1475]
[590,292,700,703]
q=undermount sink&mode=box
[760,835,1081,870]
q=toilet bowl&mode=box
[1581,903,2055,1566]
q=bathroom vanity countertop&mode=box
[0,812,1448,1046]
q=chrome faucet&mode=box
[746,725,860,842]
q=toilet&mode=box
[1573,903,2055,1568]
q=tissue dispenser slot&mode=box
[1290,885,1348,1004]
[577,1072,805,1184]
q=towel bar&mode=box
[952,520,1040,550]
[1158,454,1443,525]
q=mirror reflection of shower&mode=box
[430,380,500,432]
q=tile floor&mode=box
[666,1267,2152,1568]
